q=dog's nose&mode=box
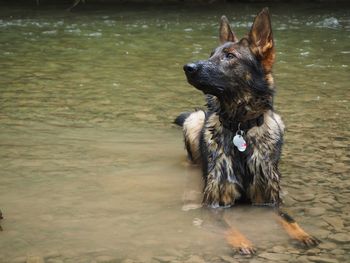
[183,63,198,74]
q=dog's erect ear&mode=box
[219,15,238,44]
[248,8,275,72]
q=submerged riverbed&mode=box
[0,2,349,263]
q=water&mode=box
[0,2,349,262]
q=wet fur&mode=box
[182,104,284,207]
[179,9,283,208]
[176,8,319,252]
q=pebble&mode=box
[307,207,326,216]
[292,193,315,202]
[182,204,202,211]
[290,178,304,184]
[315,229,330,239]
[163,249,183,258]
[306,248,321,255]
[185,255,206,263]
[286,248,300,254]
[328,233,350,243]
[315,220,330,228]
[271,245,285,253]
[46,259,64,263]
[283,195,297,206]
[248,259,264,263]
[331,249,345,255]
[26,256,44,263]
[11,257,26,263]
[307,256,339,263]
[258,252,290,261]
[154,256,177,263]
[45,251,61,259]
[296,255,310,263]
[192,218,203,227]
[220,255,238,263]
[319,242,337,250]
[320,197,336,204]
[94,255,116,263]
[330,163,348,173]
[322,217,344,231]
[332,202,343,209]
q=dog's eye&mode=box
[226,53,235,59]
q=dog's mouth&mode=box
[187,79,223,97]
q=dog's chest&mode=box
[208,127,266,175]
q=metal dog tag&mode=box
[233,133,247,152]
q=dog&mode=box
[175,8,319,254]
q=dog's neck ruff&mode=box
[220,114,264,133]
[206,95,266,133]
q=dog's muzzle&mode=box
[183,61,222,97]
[183,62,202,89]
[183,63,199,74]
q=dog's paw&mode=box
[225,229,255,255]
[299,234,320,247]
[237,245,256,255]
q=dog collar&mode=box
[222,114,264,133]
[221,114,264,152]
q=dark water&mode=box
[0,3,349,263]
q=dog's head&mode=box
[184,8,275,105]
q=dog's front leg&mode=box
[221,212,256,255]
[203,179,239,208]
[248,160,319,247]
[248,162,282,206]
[276,210,320,247]
[202,165,255,254]
[202,161,241,208]
[225,225,256,255]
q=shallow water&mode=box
[0,2,349,263]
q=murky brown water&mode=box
[0,2,349,263]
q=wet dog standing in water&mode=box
[175,8,319,254]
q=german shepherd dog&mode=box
[175,8,319,254]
